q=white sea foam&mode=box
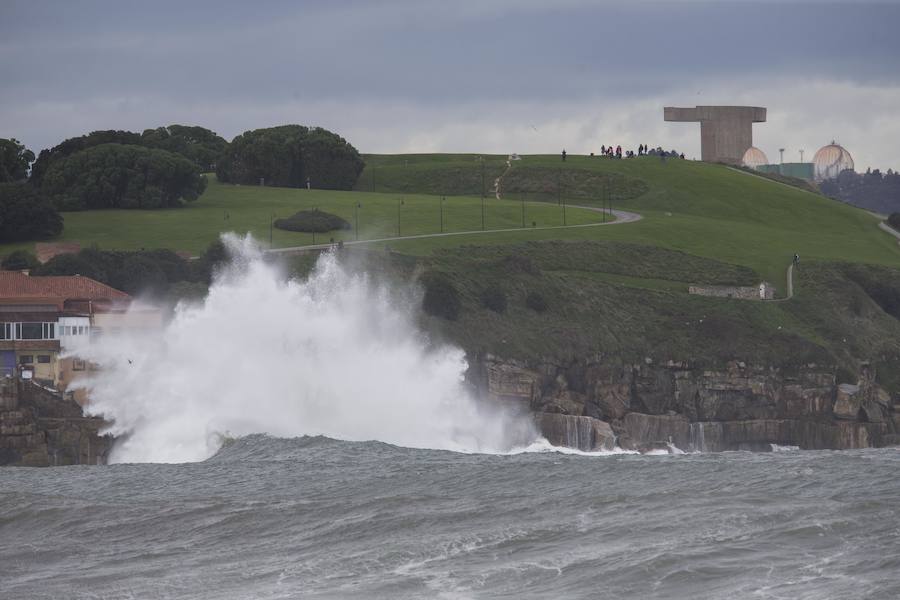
[71,234,537,463]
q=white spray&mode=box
[73,234,537,463]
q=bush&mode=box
[480,286,507,313]
[889,213,900,232]
[216,124,364,190]
[0,183,64,242]
[274,209,351,233]
[1,250,39,271]
[421,272,461,321]
[525,291,548,313]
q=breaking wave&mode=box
[73,234,537,463]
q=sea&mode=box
[3,239,899,598]
[1,436,899,600]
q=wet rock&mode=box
[536,413,615,451]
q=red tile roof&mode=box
[0,271,130,302]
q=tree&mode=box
[141,124,229,172]
[0,138,35,182]
[889,213,900,232]
[0,183,63,242]
[1,250,39,271]
[216,125,364,190]
[40,143,207,210]
[30,130,142,185]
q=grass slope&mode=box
[0,176,605,255]
[364,154,900,289]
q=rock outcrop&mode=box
[475,355,898,452]
[0,379,111,466]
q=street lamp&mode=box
[355,202,361,241]
[521,192,525,228]
[480,156,485,231]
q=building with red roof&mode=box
[0,271,158,403]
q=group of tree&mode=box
[29,126,228,183]
[40,144,207,210]
[0,138,34,183]
[820,168,900,214]
[0,122,364,243]
[2,240,229,300]
[216,125,364,190]
[0,182,63,243]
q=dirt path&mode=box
[268,207,643,256]
[769,263,795,302]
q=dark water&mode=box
[1,436,899,599]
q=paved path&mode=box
[267,206,642,256]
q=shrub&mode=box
[275,209,351,233]
[0,182,64,242]
[525,291,548,313]
[421,271,461,321]
[889,213,900,232]
[1,250,39,271]
[480,285,507,313]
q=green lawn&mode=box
[361,154,900,287]
[2,176,606,256]
[6,154,899,297]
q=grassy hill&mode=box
[0,175,606,255]
[4,152,900,388]
[359,154,900,289]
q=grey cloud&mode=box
[0,1,897,170]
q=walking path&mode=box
[494,159,513,200]
[267,206,642,256]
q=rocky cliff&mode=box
[472,355,900,452]
[0,379,111,466]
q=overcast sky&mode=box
[1,0,898,171]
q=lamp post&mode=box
[355,202,360,241]
[557,169,561,205]
[480,156,485,231]
[521,192,525,228]
[270,213,276,247]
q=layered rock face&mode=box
[0,380,111,466]
[476,356,899,452]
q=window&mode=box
[13,322,56,340]
[37,355,51,364]
[72,359,86,371]
[19,355,34,364]
[0,323,10,340]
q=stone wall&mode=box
[475,354,898,452]
[688,283,774,300]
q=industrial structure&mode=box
[743,141,854,183]
[664,105,767,164]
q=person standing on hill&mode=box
[561,149,567,161]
